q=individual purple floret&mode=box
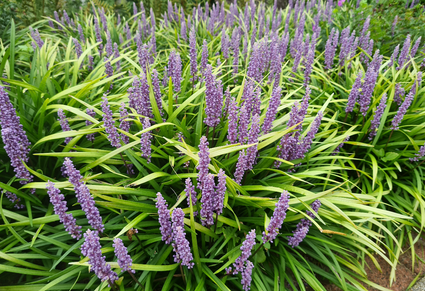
[140,117,152,163]
[331,136,350,156]
[169,50,182,92]
[200,173,215,227]
[155,192,172,244]
[185,178,198,215]
[113,238,134,273]
[0,86,33,184]
[189,28,198,79]
[63,158,104,232]
[391,91,414,130]
[101,96,121,148]
[232,229,256,274]
[410,145,425,162]
[172,208,185,230]
[85,109,96,142]
[172,226,194,268]
[58,109,73,144]
[196,136,210,191]
[262,87,282,134]
[262,191,290,243]
[369,94,387,140]
[234,149,247,185]
[214,169,226,216]
[46,181,82,239]
[119,103,131,144]
[81,230,118,286]
[288,200,321,248]
[397,34,411,70]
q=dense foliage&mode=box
[1,0,425,290]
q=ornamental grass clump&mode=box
[2,1,425,290]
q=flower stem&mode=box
[250,243,264,259]
[385,130,394,151]
[128,271,144,289]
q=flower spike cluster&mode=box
[155,192,173,244]
[262,191,290,243]
[101,96,121,148]
[171,208,194,268]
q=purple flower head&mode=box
[246,114,260,170]
[391,16,398,37]
[151,69,163,116]
[234,149,247,185]
[324,28,338,70]
[113,43,121,72]
[189,28,198,78]
[185,178,197,214]
[101,96,121,148]
[46,181,82,239]
[391,91,414,130]
[359,53,381,116]
[397,34,411,70]
[169,50,182,92]
[389,44,400,68]
[201,40,209,72]
[88,55,94,71]
[104,58,114,89]
[231,29,241,76]
[394,83,405,106]
[172,208,185,231]
[85,109,96,142]
[410,37,421,58]
[203,65,223,128]
[221,28,229,59]
[262,191,290,243]
[263,87,282,134]
[81,230,118,285]
[196,136,210,191]
[105,30,113,57]
[369,94,387,140]
[346,72,363,113]
[58,109,73,144]
[172,226,194,268]
[0,86,33,184]
[241,260,254,291]
[410,146,425,162]
[288,200,321,248]
[304,38,317,86]
[136,37,149,72]
[238,105,249,145]
[228,97,238,144]
[214,169,226,216]
[297,112,323,160]
[94,17,103,51]
[155,192,172,244]
[233,230,256,274]
[119,103,131,144]
[73,38,83,59]
[113,238,134,273]
[48,19,55,29]
[133,2,137,16]
[200,174,215,227]
[29,27,44,49]
[409,72,423,96]
[140,117,152,163]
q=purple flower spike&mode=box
[46,181,82,239]
[169,50,182,92]
[288,200,321,248]
[81,230,118,286]
[241,260,254,291]
[86,109,96,142]
[332,136,350,156]
[0,86,33,184]
[397,34,411,70]
[203,65,223,128]
[238,105,249,145]
[189,28,198,79]
[151,69,163,116]
[394,83,405,106]
[346,72,363,113]
[58,109,73,144]
[101,96,121,148]
[246,114,260,171]
[113,238,134,273]
[369,94,387,140]
[94,17,103,51]
[73,38,83,59]
[222,28,229,59]
[296,112,323,161]
[155,192,172,244]
[201,40,209,72]
[200,174,215,227]
[196,136,210,191]
[172,226,194,268]
[105,30,113,58]
[410,146,425,162]
[263,86,282,134]
[234,149,247,185]
[63,158,104,232]
[233,230,256,274]
[214,169,226,216]
[389,45,400,68]
[324,28,337,70]
[185,178,197,214]
[104,58,114,89]
[4,190,25,209]
[140,117,152,163]
[391,91,414,130]
[119,103,131,144]
[228,97,239,144]
[262,191,290,243]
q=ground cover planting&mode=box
[0,0,425,290]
